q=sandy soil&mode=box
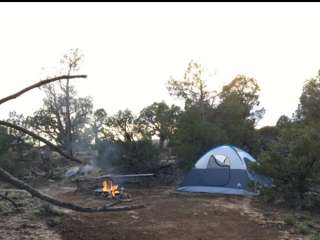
[0,189,62,240]
[52,186,302,240]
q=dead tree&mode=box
[0,74,144,212]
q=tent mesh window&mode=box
[207,154,230,168]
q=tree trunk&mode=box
[65,72,73,157]
[159,136,165,150]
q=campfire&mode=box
[95,178,129,200]
[102,179,120,198]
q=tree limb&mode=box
[0,75,87,106]
[0,167,144,212]
[0,120,82,164]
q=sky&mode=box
[0,2,320,128]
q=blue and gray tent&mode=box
[177,145,272,196]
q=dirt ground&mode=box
[0,183,308,240]
[50,186,302,240]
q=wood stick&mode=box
[92,173,155,179]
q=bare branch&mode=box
[0,167,144,212]
[0,74,87,106]
[0,120,82,164]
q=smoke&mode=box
[96,140,123,173]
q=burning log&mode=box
[102,179,120,198]
[95,179,131,200]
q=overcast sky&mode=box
[0,2,320,128]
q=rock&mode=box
[131,215,139,220]
[65,166,80,178]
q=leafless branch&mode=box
[0,74,87,106]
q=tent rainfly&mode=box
[177,145,272,196]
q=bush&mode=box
[171,109,228,170]
[283,214,296,226]
[0,131,33,176]
[296,222,310,235]
[252,123,320,209]
[311,233,320,240]
[97,139,160,174]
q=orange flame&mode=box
[102,180,120,197]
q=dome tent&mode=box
[177,145,272,196]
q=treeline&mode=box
[0,49,320,209]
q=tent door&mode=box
[202,154,231,186]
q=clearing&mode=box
[48,185,301,240]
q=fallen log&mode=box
[0,167,144,212]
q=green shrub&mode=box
[283,214,296,227]
[252,124,320,209]
[296,222,310,235]
[311,233,320,240]
[97,139,160,173]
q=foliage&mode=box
[253,123,320,208]
[96,139,160,173]
[28,49,93,155]
[283,214,296,226]
[137,101,181,148]
[311,233,320,240]
[0,126,33,176]
[166,63,265,170]
[90,108,108,145]
[212,94,258,153]
[296,70,320,124]
[105,109,142,142]
[118,139,160,173]
[253,71,320,210]
[255,126,280,154]
[167,60,215,120]
[6,111,33,144]
[219,74,265,125]
[171,108,228,170]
